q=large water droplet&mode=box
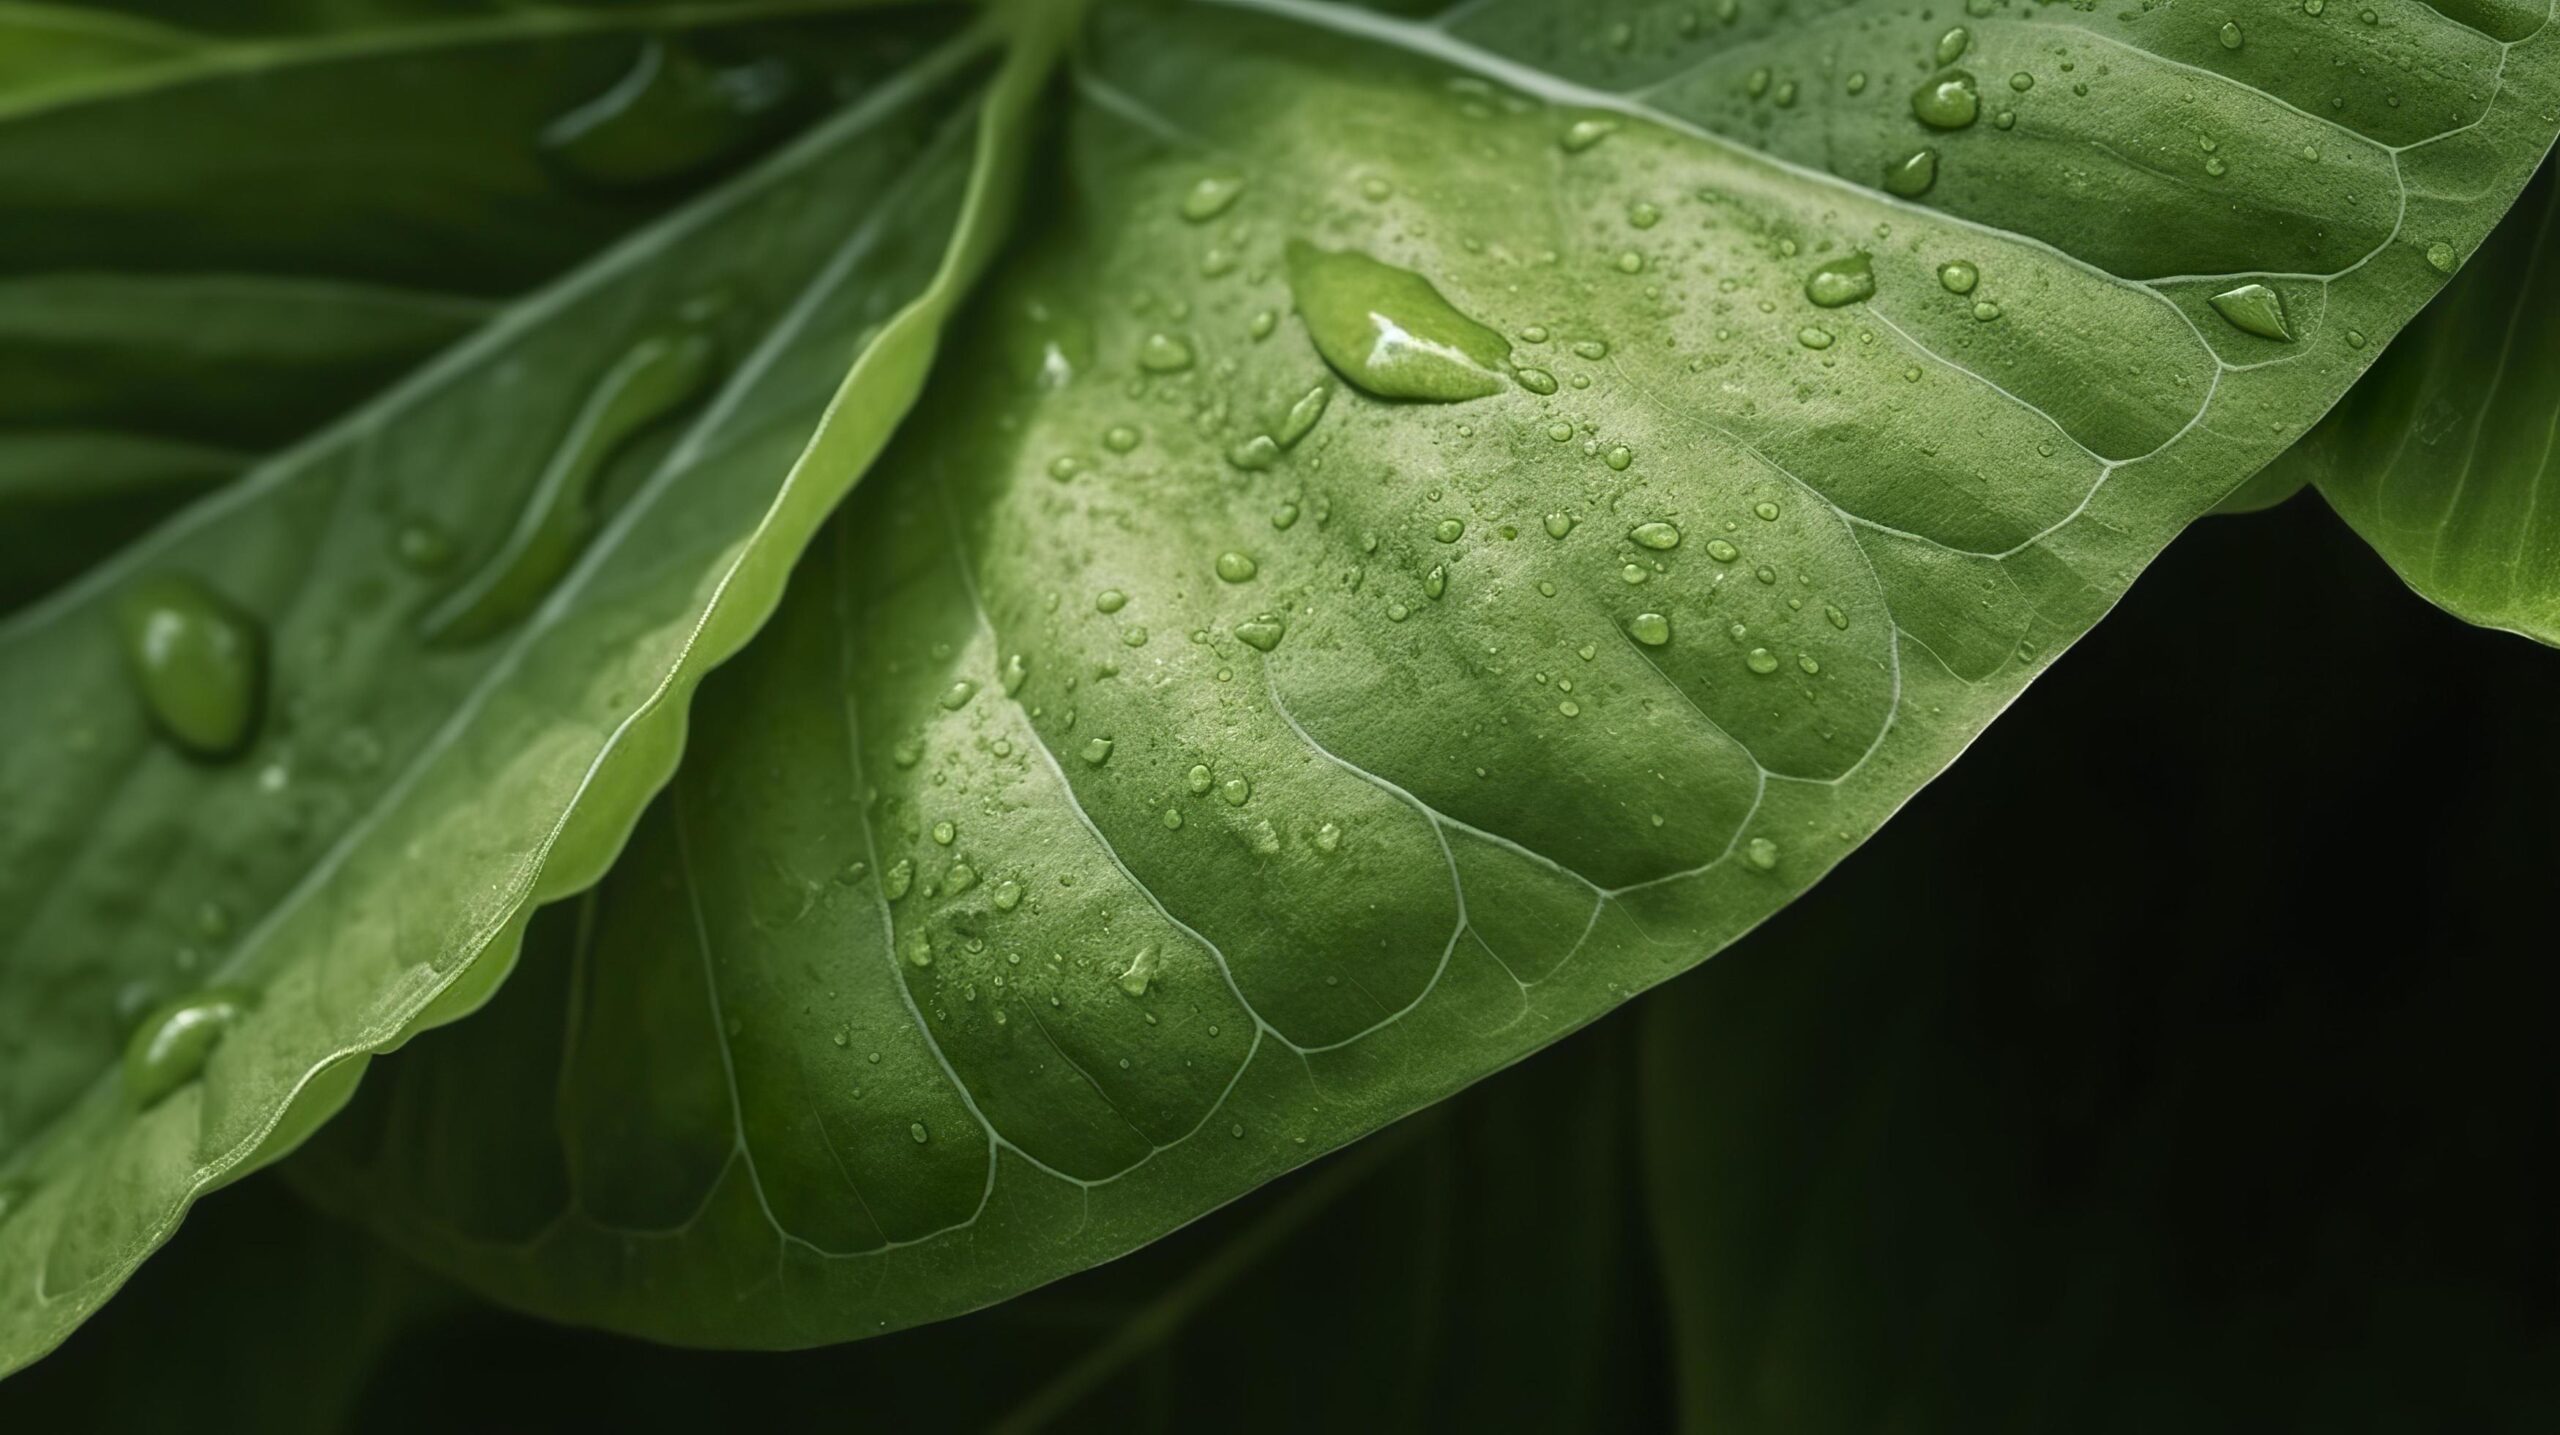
[2208,282,2293,341]
[1234,615,1286,652]
[1883,148,1939,197]
[1938,259,1980,294]
[1138,332,1196,373]
[1630,521,1682,550]
[422,313,721,645]
[1117,944,1160,997]
[1285,242,1510,402]
[1277,384,1332,447]
[116,574,265,760]
[1936,26,1971,64]
[1628,612,1672,646]
[540,38,799,188]
[1180,173,1245,222]
[1911,71,1981,130]
[1215,551,1258,583]
[1804,252,1875,308]
[1743,836,1781,870]
[123,987,255,1108]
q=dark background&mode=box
[7,493,2553,1431]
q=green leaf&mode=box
[288,0,2560,1345]
[2264,160,2560,644]
[0,4,1070,1374]
[292,919,1657,1429]
[0,2,959,610]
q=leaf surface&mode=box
[0,3,1066,1373]
[303,0,2560,1344]
[2265,160,2560,643]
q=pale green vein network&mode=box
[285,0,2560,1350]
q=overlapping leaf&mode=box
[0,0,1071,1373]
[2260,161,2560,644]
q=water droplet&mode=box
[1081,737,1114,766]
[1972,300,2002,321]
[1277,384,1332,447]
[1745,647,1780,674]
[993,880,1022,911]
[1560,117,1619,152]
[938,680,977,711]
[1234,615,1286,652]
[1001,652,1031,696]
[2425,240,2459,274]
[1797,326,1835,350]
[1180,173,1245,222]
[1138,332,1195,373]
[1187,765,1214,795]
[1315,821,1343,853]
[2208,282,2293,342]
[2009,71,2035,93]
[1911,71,1981,130]
[931,820,957,847]
[1805,253,1875,309]
[1628,200,1662,229]
[1753,501,1781,521]
[910,1121,930,1144]
[1706,538,1740,562]
[2219,20,2244,49]
[1936,26,1971,64]
[123,987,254,1108]
[1883,148,1939,198]
[1797,653,1821,675]
[1435,518,1466,543]
[1603,445,1633,471]
[1628,611,1672,646]
[1215,551,1258,583]
[540,37,799,189]
[1286,242,1509,401]
[1226,434,1280,470]
[1219,776,1252,806]
[1423,565,1448,600]
[1544,512,1577,538]
[1104,424,1140,453]
[423,314,721,646]
[1631,521,1682,550]
[393,519,454,573]
[904,930,934,968]
[1117,945,1159,997]
[116,574,265,760]
[1096,589,1128,613]
[1516,367,1558,395]
[883,859,913,900]
[1935,260,1981,297]
[1743,836,1781,871]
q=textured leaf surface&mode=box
[0,5,1063,1373]
[303,0,2560,1345]
[2266,161,2560,643]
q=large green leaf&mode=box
[294,0,2560,1345]
[0,2,1072,1374]
[2261,160,2560,644]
